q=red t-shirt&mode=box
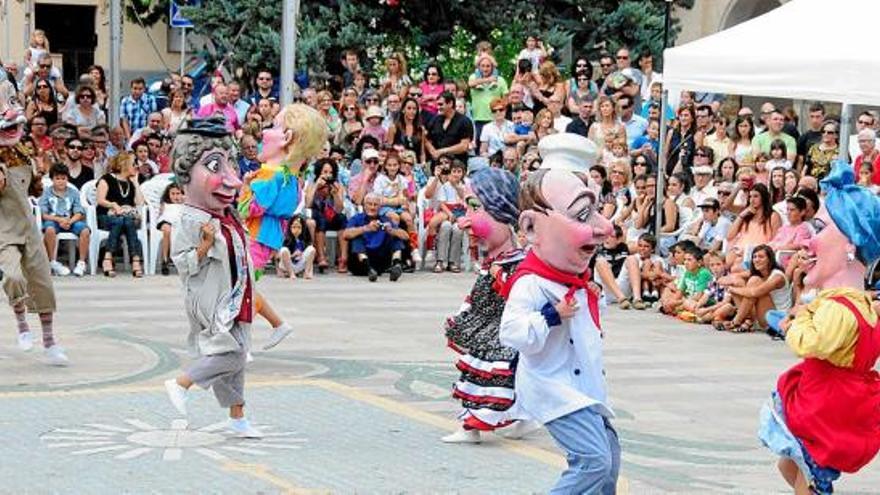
[854,152,880,186]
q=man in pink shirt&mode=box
[196,82,240,133]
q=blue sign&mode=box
[170,1,194,29]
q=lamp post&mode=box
[280,0,300,105]
[654,0,675,237]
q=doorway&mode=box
[35,4,97,87]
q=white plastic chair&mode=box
[141,174,175,275]
[80,179,149,275]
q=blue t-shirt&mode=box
[346,213,397,250]
[632,135,659,155]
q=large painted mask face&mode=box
[458,190,510,254]
[259,111,292,165]
[185,146,242,215]
[803,204,858,289]
[521,169,614,274]
[0,108,25,147]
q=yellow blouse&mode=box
[786,287,876,367]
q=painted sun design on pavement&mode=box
[40,419,307,461]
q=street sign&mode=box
[170,1,194,29]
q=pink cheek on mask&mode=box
[568,224,596,247]
[469,215,494,240]
[205,174,223,191]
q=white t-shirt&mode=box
[434,181,463,205]
[517,48,543,72]
[372,173,407,200]
[696,216,732,250]
[553,116,572,134]
[480,120,514,156]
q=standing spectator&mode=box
[24,29,50,70]
[316,90,341,137]
[693,105,714,146]
[618,94,647,149]
[729,115,755,166]
[704,115,731,166]
[548,93,571,133]
[87,65,108,111]
[566,58,598,112]
[39,164,90,277]
[426,91,473,164]
[854,129,880,186]
[127,112,164,149]
[248,69,278,106]
[419,64,445,116]
[62,137,94,190]
[588,96,625,152]
[195,82,239,133]
[479,97,513,157]
[665,106,697,176]
[848,110,879,160]
[804,120,839,180]
[342,193,407,282]
[468,55,508,142]
[227,81,250,125]
[379,52,412,100]
[119,78,157,140]
[752,110,796,162]
[340,49,361,88]
[132,141,158,183]
[530,61,565,116]
[565,99,594,138]
[161,89,190,135]
[516,35,546,72]
[180,74,198,110]
[25,78,59,127]
[382,93,402,131]
[637,52,661,102]
[387,97,426,163]
[63,85,106,132]
[22,53,68,99]
[795,103,825,171]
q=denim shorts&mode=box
[43,220,88,236]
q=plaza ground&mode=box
[1,274,878,494]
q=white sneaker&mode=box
[44,345,69,366]
[227,418,263,438]
[411,250,422,264]
[164,378,188,416]
[17,331,34,352]
[73,260,86,277]
[245,352,254,363]
[441,428,481,444]
[50,260,71,276]
[496,420,542,440]
[262,323,293,350]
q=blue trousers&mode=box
[98,215,142,256]
[545,406,621,495]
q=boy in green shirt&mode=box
[662,246,712,316]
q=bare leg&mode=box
[594,259,626,302]
[255,291,283,328]
[78,229,90,262]
[625,256,643,301]
[315,231,327,265]
[161,224,172,262]
[43,227,57,261]
[778,458,799,489]
[229,403,244,420]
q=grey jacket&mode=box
[171,204,252,356]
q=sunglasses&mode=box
[410,92,422,97]
[67,145,83,150]
[492,108,505,113]
[37,84,49,89]
[365,158,379,164]
[823,130,838,135]
[39,64,51,69]
[600,63,613,68]
[78,94,94,100]
[718,191,732,196]
[182,83,193,88]
[695,152,708,157]
[616,55,629,60]
[576,63,588,67]
[634,161,647,166]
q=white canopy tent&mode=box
[653,0,873,233]
[663,0,880,106]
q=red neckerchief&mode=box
[501,250,601,331]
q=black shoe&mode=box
[402,259,415,273]
[160,260,170,276]
[368,266,379,282]
[389,262,403,282]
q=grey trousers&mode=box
[187,329,247,408]
[435,220,463,264]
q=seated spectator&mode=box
[768,195,812,261]
[633,174,678,244]
[39,163,90,277]
[155,182,184,276]
[62,137,94,191]
[693,251,733,324]
[631,119,659,158]
[479,97,513,157]
[342,193,408,282]
[753,152,769,185]
[682,198,730,254]
[373,151,419,262]
[237,134,261,177]
[349,147,381,206]
[689,156,717,206]
[726,183,780,269]
[361,106,386,144]
[857,159,880,193]
[277,215,316,280]
[657,240,692,309]
[593,225,643,309]
[771,168,801,222]
[132,141,158,183]
[661,245,712,316]
[854,128,880,187]
[721,245,791,333]
[426,158,467,273]
[305,158,350,273]
[95,153,145,277]
[765,138,792,173]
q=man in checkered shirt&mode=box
[118,77,157,140]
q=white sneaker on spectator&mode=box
[73,260,87,277]
[441,428,481,443]
[50,260,70,276]
[246,352,254,363]
[44,345,69,366]
[164,378,188,416]
[17,331,34,352]
[227,418,263,438]
[263,323,293,350]
[411,250,422,265]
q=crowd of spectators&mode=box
[2,32,879,328]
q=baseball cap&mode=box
[361,148,380,161]
[699,198,720,210]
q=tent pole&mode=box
[839,103,852,162]
[655,90,669,237]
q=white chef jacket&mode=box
[500,274,614,425]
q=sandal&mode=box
[132,257,144,278]
[632,299,647,310]
[448,263,461,273]
[433,261,444,274]
[317,260,329,274]
[730,319,754,333]
[618,298,632,310]
[712,320,727,332]
[336,259,348,273]
[102,255,116,278]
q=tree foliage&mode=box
[167,0,694,87]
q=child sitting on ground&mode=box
[664,245,713,317]
[156,182,185,275]
[694,251,734,324]
[657,240,693,312]
[277,215,316,280]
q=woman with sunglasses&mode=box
[804,120,840,180]
[63,85,106,132]
[334,103,363,155]
[419,64,445,115]
[566,58,597,115]
[25,77,59,127]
